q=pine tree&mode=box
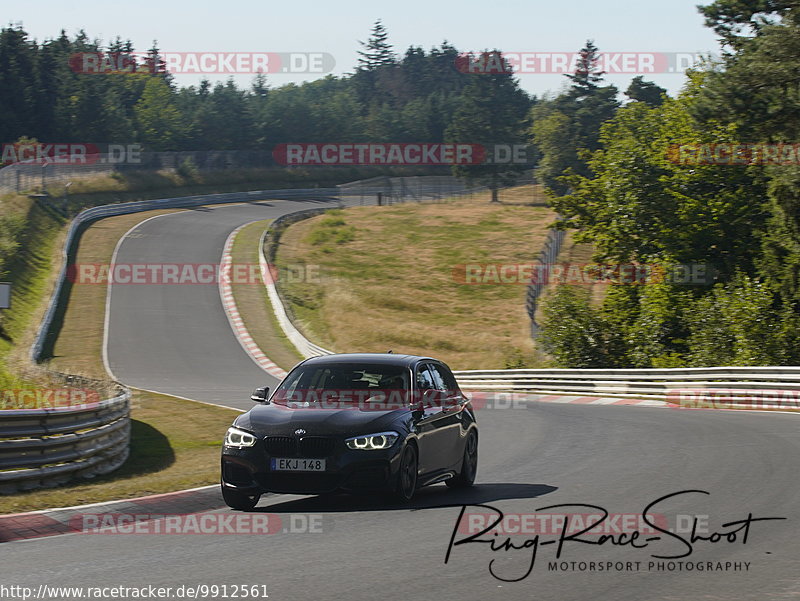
[532,40,619,194]
[134,77,188,150]
[565,40,605,94]
[141,41,172,84]
[0,26,39,141]
[251,73,269,98]
[356,20,396,71]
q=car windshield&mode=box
[272,362,411,406]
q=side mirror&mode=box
[251,387,270,403]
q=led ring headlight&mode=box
[345,431,399,450]
[225,426,257,448]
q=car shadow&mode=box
[256,482,558,513]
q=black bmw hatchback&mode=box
[220,353,478,509]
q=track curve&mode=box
[104,199,335,409]
[4,199,798,601]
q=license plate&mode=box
[270,458,326,472]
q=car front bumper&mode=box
[221,444,404,495]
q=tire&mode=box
[221,484,260,511]
[395,444,418,501]
[446,430,478,489]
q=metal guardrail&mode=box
[31,176,490,362]
[452,366,800,407]
[260,209,336,359]
[12,177,525,495]
[30,175,477,360]
[0,390,131,494]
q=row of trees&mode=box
[0,22,662,198]
[539,0,800,367]
[0,23,525,151]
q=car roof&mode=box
[299,353,436,368]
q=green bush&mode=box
[542,274,797,368]
[176,157,199,180]
[333,226,355,244]
[539,286,623,367]
[686,275,784,366]
[623,282,692,368]
[319,216,346,227]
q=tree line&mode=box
[0,22,656,195]
[0,22,524,152]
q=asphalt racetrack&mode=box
[5,200,798,601]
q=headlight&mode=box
[225,426,257,448]
[345,431,399,450]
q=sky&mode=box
[6,0,723,98]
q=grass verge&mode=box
[274,190,557,369]
[0,195,67,387]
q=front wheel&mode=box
[395,444,418,502]
[446,430,477,489]
[221,484,260,510]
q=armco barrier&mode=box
[0,389,130,494]
[259,210,335,359]
[163,185,796,412]
[451,366,800,408]
[12,179,501,495]
[22,188,338,494]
